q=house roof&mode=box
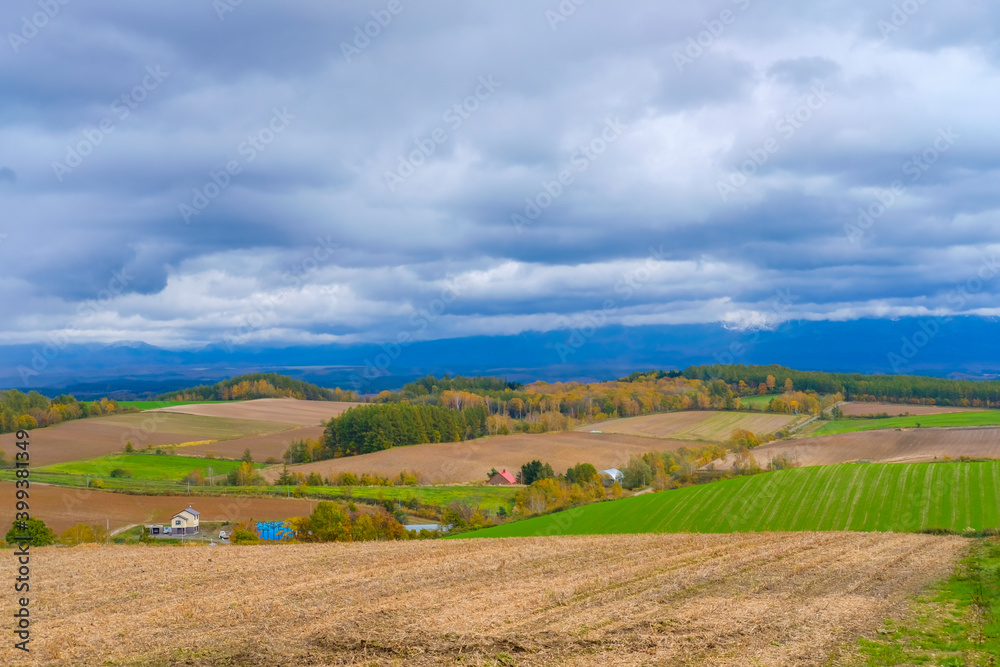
[495,469,517,484]
[173,508,200,518]
[598,468,623,478]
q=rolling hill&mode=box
[462,461,1000,537]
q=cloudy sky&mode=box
[2,1,999,350]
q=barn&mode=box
[171,507,200,535]
[487,469,518,486]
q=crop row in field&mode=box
[463,461,1000,537]
[21,533,965,666]
[810,411,1000,436]
[588,410,800,441]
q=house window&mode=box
[175,520,181,525]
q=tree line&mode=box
[682,364,1000,407]
[318,403,490,458]
[156,373,358,402]
[0,390,131,434]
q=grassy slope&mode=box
[117,400,225,410]
[461,461,1000,538]
[857,538,1000,665]
[811,411,1000,436]
[38,454,255,480]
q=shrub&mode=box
[109,468,131,478]
[5,518,55,546]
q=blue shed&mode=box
[256,521,294,540]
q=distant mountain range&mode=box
[4,316,999,397]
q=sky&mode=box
[2,1,999,351]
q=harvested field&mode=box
[12,533,965,666]
[0,481,319,534]
[585,411,799,441]
[148,398,360,426]
[724,426,1000,468]
[838,401,979,416]
[266,431,687,484]
[182,425,326,461]
[0,413,292,467]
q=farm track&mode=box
[13,533,965,666]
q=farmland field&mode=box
[180,425,326,461]
[737,394,776,408]
[269,430,686,484]
[0,481,320,533]
[0,412,296,466]
[838,401,982,417]
[585,410,800,441]
[464,461,1000,537]
[722,426,1000,468]
[37,453,257,481]
[116,399,224,410]
[13,533,964,666]
[811,411,1000,436]
[147,397,360,426]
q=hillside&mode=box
[266,431,686,485]
[463,461,1000,537]
[156,372,357,402]
[722,427,1000,469]
[19,533,963,666]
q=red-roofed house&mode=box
[486,469,518,486]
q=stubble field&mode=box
[268,431,684,484]
[9,532,964,666]
[583,411,800,441]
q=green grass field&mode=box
[811,411,1000,436]
[38,454,256,481]
[738,395,775,408]
[116,400,225,411]
[461,461,1000,538]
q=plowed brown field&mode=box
[839,401,979,416]
[584,411,799,441]
[182,426,326,461]
[266,431,686,484]
[1,482,319,533]
[0,413,289,467]
[10,532,965,666]
[721,426,1000,468]
[148,398,360,426]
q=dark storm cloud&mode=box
[1,0,999,346]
